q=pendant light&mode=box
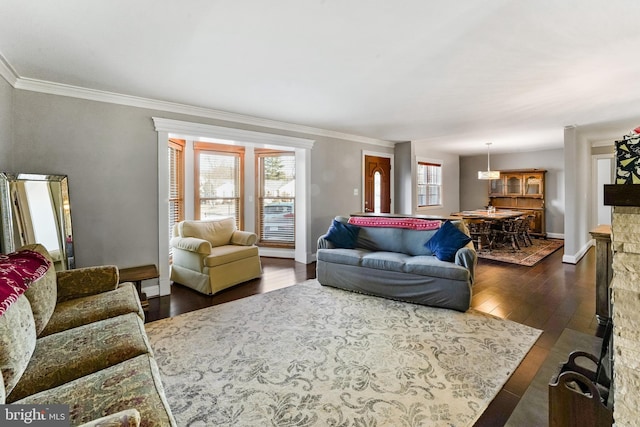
[478,142,500,180]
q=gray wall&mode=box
[308,136,394,240]
[460,148,565,236]
[10,89,392,269]
[0,77,12,170]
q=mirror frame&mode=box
[0,173,75,269]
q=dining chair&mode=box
[468,220,493,252]
[518,215,535,247]
[493,218,523,251]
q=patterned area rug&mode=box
[146,280,541,427]
[477,238,564,266]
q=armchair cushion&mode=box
[179,217,235,247]
[205,245,260,268]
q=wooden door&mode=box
[364,155,391,213]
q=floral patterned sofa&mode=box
[0,244,176,427]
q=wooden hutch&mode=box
[488,169,546,238]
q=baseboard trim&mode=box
[142,284,160,298]
[562,239,594,264]
[259,247,295,259]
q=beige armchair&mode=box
[170,218,263,295]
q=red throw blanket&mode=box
[348,216,442,230]
[0,250,51,316]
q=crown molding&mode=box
[8,72,394,148]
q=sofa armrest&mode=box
[455,242,477,285]
[77,409,141,427]
[230,230,257,246]
[55,265,119,302]
[317,235,336,249]
[170,236,212,254]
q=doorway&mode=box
[363,153,392,213]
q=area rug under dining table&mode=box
[477,237,564,267]
[146,279,541,426]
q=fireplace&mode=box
[603,184,640,426]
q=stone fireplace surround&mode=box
[604,185,640,426]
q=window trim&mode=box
[416,157,443,210]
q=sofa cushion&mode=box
[354,226,440,256]
[325,219,361,249]
[205,245,259,267]
[403,256,471,281]
[80,409,141,427]
[17,245,58,336]
[7,312,152,402]
[362,252,412,272]
[400,229,439,256]
[15,354,176,427]
[316,248,369,266]
[0,295,37,396]
[180,218,236,247]
[424,220,472,262]
[40,283,144,337]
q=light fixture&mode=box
[478,142,500,180]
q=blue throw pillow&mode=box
[424,220,472,262]
[325,219,361,249]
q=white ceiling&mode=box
[2,0,640,154]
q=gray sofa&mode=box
[316,216,477,311]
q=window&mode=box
[195,143,244,228]
[417,160,442,207]
[257,150,295,246]
[168,139,185,257]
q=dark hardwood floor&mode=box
[146,245,600,426]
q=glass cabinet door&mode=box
[489,177,504,195]
[524,174,543,196]
[505,175,522,195]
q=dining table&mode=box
[452,209,525,221]
[452,209,527,251]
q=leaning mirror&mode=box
[0,173,75,270]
